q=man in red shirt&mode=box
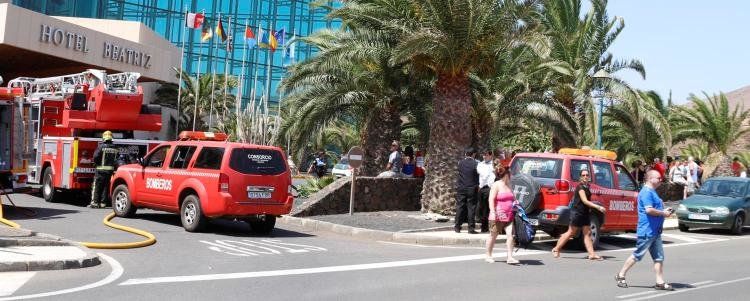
[732,157,743,177]
[652,158,666,180]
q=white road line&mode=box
[616,291,659,299]
[614,234,637,240]
[661,233,703,243]
[616,280,714,299]
[623,277,750,301]
[0,254,123,301]
[120,250,548,286]
[0,272,36,297]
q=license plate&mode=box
[688,213,710,221]
[529,218,539,226]
[248,192,272,199]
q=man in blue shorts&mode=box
[616,170,675,291]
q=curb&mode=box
[278,215,552,246]
[278,216,681,246]
[0,231,101,272]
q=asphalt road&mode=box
[2,192,750,301]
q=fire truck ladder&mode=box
[6,69,141,101]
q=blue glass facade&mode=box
[14,0,335,110]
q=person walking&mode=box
[551,169,606,260]
[476,150,495,233]
[455,148,479,234]
[616,170,675,291]
[484,165,518,264]
[90,131,119,208]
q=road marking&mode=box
[120,249,548,286]
[0,272,36,297]
[616,291,658,299]
[622,277,750,300]
[377,241,485,249]
[0,254,122,301]
[200,239,327,257]
[616,281,714,299]
[661,233,703,243]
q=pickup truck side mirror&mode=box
[137,158,145,166]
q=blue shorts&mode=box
[632,235,664,262]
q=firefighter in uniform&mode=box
[90,131,119,208]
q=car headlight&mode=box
[677,204,687,211]
[714,207,730,215]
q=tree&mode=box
[671,92,750,155]
[602,90,671,162]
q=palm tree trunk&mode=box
[360,103,401,176]
[420,73,472,214]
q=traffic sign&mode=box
[347,147,364,168]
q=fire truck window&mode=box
[616,165,638,191]
[169,146,197,169]
[570,160,591,182]
[194,147,225,170]
[592,161,615,189]
[145,146,170,168]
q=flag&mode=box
[268,30,278,52]
[259,29,269,48]
[274,28,285,47]
[284,42,296,65]
[200,21,212,42]
[244,25,256,48]
[227,36,234,52]
[216,18,227,42]
[185,12,204,29]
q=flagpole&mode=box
[209,12,220,129]
[249,24,262,143]
[221,16,232,123]
[193,10,205,131]
[262,26,274,144]
[176,6,188,138]
[236,19,249,142]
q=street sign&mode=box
[347,146,364,169]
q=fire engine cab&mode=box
[3,69,163,202]
[110,131,294,233]
[0,83,30,192]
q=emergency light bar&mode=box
[178,131,229,141]
[558,148,617,161]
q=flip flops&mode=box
[615,274,628,288]
[588,255,604,261]
[654,283,675,291]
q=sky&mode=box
[599,1,750,104]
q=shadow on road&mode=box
[1,204,79,220]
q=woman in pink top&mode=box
[485,165,519,264]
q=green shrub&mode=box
[297,176,336,198]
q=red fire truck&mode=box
[4,70,164,202]
[0,83,31,193]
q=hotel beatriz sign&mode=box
[39,24,152,69]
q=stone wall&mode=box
[292,177,424,217]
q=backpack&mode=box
[513,204,536,249]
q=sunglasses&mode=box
[580,174,589,177]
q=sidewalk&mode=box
[278,211,680,247]
[0,227,100,272]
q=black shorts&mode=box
[570,212,591,227]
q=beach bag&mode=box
[513,204,536,249]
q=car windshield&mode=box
[510,157,563,179]
[696,180,747,197]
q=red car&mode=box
[509,148,639,247]
[110,132,293,233]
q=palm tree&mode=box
[535,0,646,149]
[602,90,671,162]
[153,69,238,134]
[671,92,750,177]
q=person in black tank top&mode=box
[551,169,606,260]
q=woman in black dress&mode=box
[551,169,606,260]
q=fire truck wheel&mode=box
[180,195,207,232]
[112,184,137,217]
[246,215,276,235]
[42,168,60,203]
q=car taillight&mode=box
[545,213,559,221]
[219,173,229,192]
[555,180,570,192]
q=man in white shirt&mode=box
[476,150,496,233]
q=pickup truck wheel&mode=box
[112,184,137,217]
[180,195,207,232]
[247,215,276,235]
[42,168,60,203]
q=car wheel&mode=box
[731,214,744,235]
[112,184,137,218]
[180,195,207,232]
[42,168,59,203]
[247,215,276,235]
[678,223,689,232]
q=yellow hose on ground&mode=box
[1,195,155,249]
[79,212,156,249]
